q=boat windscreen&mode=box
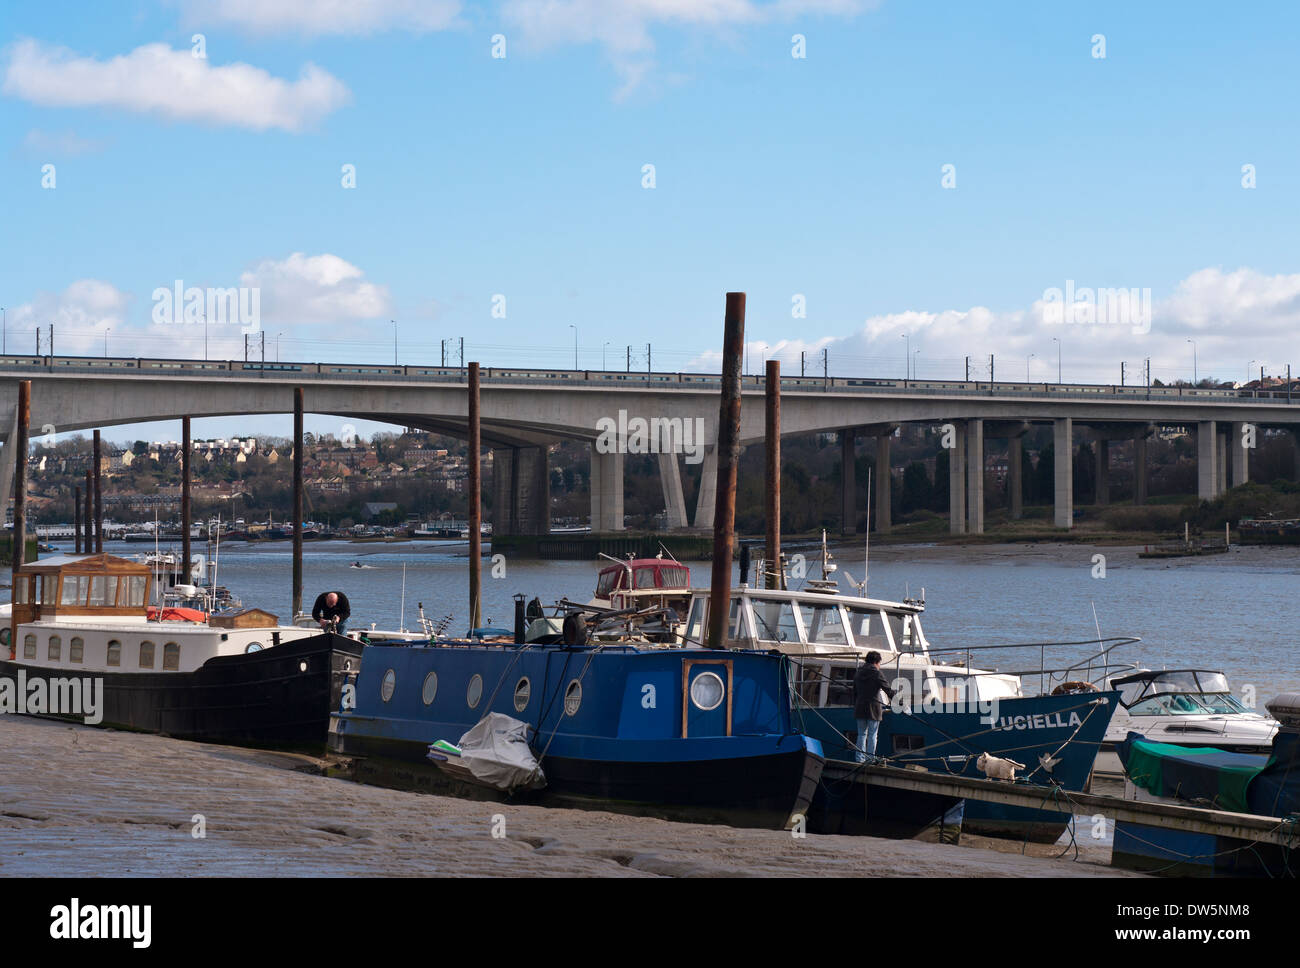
[750,598,799,643]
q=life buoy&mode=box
[1051,680,1099,696]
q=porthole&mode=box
[245,642,263,653]
[564,679,582,716]
[299,660,308,673]
[0,628,9,649]
[513,677,531,712]
[381,668,397,703]
[467,674,483,709]
[690,671,726,712]
[421,671,439,706]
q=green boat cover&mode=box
[1120,735,1267,813]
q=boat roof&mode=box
[1112,668,1226,686]
[688,584,924,614]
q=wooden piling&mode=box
[293,387,304,619]
[92,429,102,553]
[468,363,482,631]
[765,358,781,589]
[74,485,82,555]
[84,471,92,554]
[11,381,29,583]
[182,416,191,582]
[707,293,744,648]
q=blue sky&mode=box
[4,1,1300,440]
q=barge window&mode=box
[47,635,61,662]
[381,669,397,703]
[107,640,122,667]
[70,637,84,663]
[163,642,179,670]
[564,680,582,716]
[514,677,531,712]
[61,575,88,605]
[139,641,155,669]
[23,634,37,659]
[421,671,438,705]
[467,674,483,709]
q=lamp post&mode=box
[570,324,577,370]
[1187,339,1198,385]
[104,327,110,357]
[1052,337,1061,383]
[392,320,397,365]
[603,340,610,370]
[276,332,283,362]
[1027,353,1034,381]
[913,348,920,380]
[901,333,910,379]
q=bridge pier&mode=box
[1197,421,1218,500]
[658,452,688,529]
[965,418,984,534]
[1133,432,1148,505]
[1217,428,1228,496]
[1007,436,1023,519]
[693,446,716,531]
[841,430,856,534]
[1229,422,1249,489]
[1094,437,1109,505]
[589,446,625,532]
[948,421,966,535]
[493,445,552,536]
[1053,418,1073,529]
[875,433,891,533]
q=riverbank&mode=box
[0,716,1139,878]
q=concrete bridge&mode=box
[2,358,1298,536]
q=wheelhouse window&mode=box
[797,602,850,646]
[60,575,88,606]
[163,643,180,671]
[88,576,115,607]
[39,575,56,606]
[12,577,29,604]
[47,635,61,662]
[107,641,122,667]
[750,598,801,644]
[139,641,156,669]
[123,576,148,607]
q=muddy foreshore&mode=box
[0,716,1140,878]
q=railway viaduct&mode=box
[2,360,1298,536]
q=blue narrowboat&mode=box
[329,638,825,830]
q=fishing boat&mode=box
[1,553,361,747]
[674,536,1123,842]
[328,607,825,830]
[1111,693,1300,877]
[1092,669,1279,781]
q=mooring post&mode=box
[74,485,82,555]
[707,292,745,648]
[11,381,29,584]
[92,429,103,553]
[84,470,93,554]
[765,358,781,589]
[468,362,482,631]
[182,415,192,582]
[292,387,304,620]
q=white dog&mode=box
[977,752,1026,781]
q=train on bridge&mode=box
[1,354,1294,403]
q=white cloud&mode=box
[19,128,107,157]
[240,253,393,323]
[501,0,876,95]
[182,0,461,36]
[689,267,1300,384]
[7,280,131,356]
[3,40,349,133]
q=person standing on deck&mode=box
[853,651,895,762]
[312,590,351,634]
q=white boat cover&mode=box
[457,713,546,792]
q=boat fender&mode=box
[562,611,588,646]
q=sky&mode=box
[3,1,1300,442]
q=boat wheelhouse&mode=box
[2,553,360,745]
[590,557,692,613]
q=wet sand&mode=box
[0,716,1141,877]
